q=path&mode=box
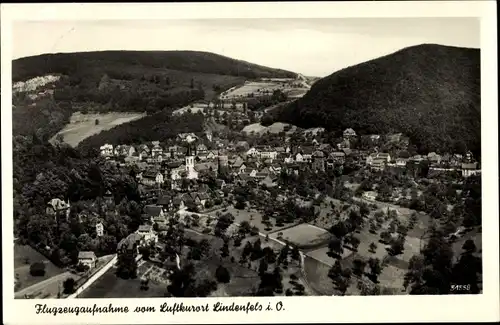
[15,271,72,298]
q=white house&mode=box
[155,171,164,185]
[295,153,304,163]
[136,225,158,244]
[246,147,260,157]
[78,251,97,269]
[100,144,114,157]
[260,150,278,160]
[96,222,104,237]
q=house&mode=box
[206,150,219,160]
[78,251,97,269]
[173,197,187,211]
[155,171,164,185]
[195,162,218,176]
[196,143,208,155]
[249,169,258,177]
[215,179,226,189]
[237,164,247,174]
[318,143,332,152]
[151,143,163,157]
[260,175,278,188]
[284,155,295,164]
[205,130,213,142]
[231,156,245,170]
[269,165,282,174]
[295,152,304,163]
[197,192,210,207]
[301,147,314,162]
[362,191,378,201]
[145,204,167,220]
[343,128,357,140]
[366,152,391,165]
[370,135,380,141]
[100,144,114,157]
[330,152,346,164]
[118,233,143,253]
[312,150,325,171]
[177,133,198,143]
[427,152,442,165]
[246,147,260,157]
[260,150,278,160]
[371,158,387,171]
[137,224,158,244]
[410,155,424,163]
[396,158,409,166]
[461,162,480,177]
[46,198,71,221]
[450,154,464,167]
[96,222,104,237]
[141,171,158,186]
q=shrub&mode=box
[29,262,46,277]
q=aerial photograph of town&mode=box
[11,18,482,299]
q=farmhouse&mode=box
[78,251,97,269]
[137,225,158,244]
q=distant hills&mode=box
[12,51,297,142]
[273,44,481,156]
[12,50,297,82]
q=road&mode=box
[15,271,72,298]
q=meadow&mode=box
[51,112,146,147]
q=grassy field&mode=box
[241,122,297,136]
[208,205,298,235]
[221,81,281,99]
[14,244,65,292]
[80,262,167,298]
[269,224,332,249]
[51,112,146,147]
[303,256,336,295]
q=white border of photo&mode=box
[1,1,498,324]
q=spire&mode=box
[187,143,193,157]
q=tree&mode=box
[95,119,100,125]
[63,278,76,294]
[328,260,343,281]
[116,249,138,279]
[367,258,382,283]
[215,265,231,283]
[352,259,366,277]
[387,235,405,256]
[29,262,46,277]
[350,236,361,251]
[451,240,481,294]
[220,240,229,258]
[379,230,392,244]
[369,242,378,253]
[328,237,344,258]
[258,259,268,276]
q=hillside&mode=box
[12,51,296,142]
[12,50,296,82]
[274,44,481,156]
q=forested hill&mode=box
[273,44,481,156]
[13,50,297,81]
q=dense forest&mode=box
[12,50,296,82]
[273,44,481,157]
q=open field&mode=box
[303,256,336,295]
[207,205,298,235]
[14,244,65,292]
[221,81,281,99]
[242,122,297,135]
[51,112,146,147]
[80,262,167,298]
[269,224,332,249]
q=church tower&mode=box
[185,143,198,179]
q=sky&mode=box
[12,18,480,77]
